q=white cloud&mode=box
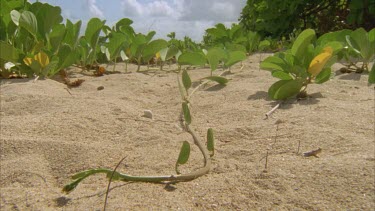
[121,0,180,18]
[119,0,247,41]
[85,0,104,18]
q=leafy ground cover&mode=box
[1,55,374,210]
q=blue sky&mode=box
[29,0,247,41]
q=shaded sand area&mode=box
[1,54,374,210]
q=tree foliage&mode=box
[239,0,375,38]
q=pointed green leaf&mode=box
[64,19,81,48]
[178,52,206,66]
[182,102,191,125]
[207,128,214,157]
[291,29,315,61]
[175,141,190,174]
[268,80,304,100]
[182,69,191,91]
[204,76,229,85]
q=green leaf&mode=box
[291,29,315,61]
[182,69,191,91]
[143,39,168,62]
[224,51,246,67]
[206,47,227,71]
[204,76,229,85]
[178,52,206,66]
[57,44,79,69]
[0,41,20,62]
[207,128,214,157]
[115,18,133,31]
[315,68,332,84]
[85,18,105,48]
[30,2,63,37]
[268,80,303,100]
[107,32,127,60]
[175,141,190,174]
[19,11,38,37]
[64,19,81,48]
[10,10,21,26]
[260,56,287,72]
[42,56,59,77]
[350,28,372,61]
[49,24,66,52]
[369,63,375,84]
[182,102,191,125]
[160,46,179,62]
[258,40,271,51]
[271,70,293,80]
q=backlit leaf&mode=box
[178,52,206,66]
[182,69,191,91]
[206,47,227,71]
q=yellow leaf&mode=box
[308,47,333,77]
[155,52,160,60]
[34,51,49,68]
[23,51,50,69]
[23,57,33,66]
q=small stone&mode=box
[97,86,104,90]
[143,110,153,119]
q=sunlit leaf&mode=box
[308,46,333,77]
[182,102,191,125]
[291,29,315,61]
[175,141,190,174]
[204,76,229,85]
[268,79,303,100]
[207,128,214,157]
